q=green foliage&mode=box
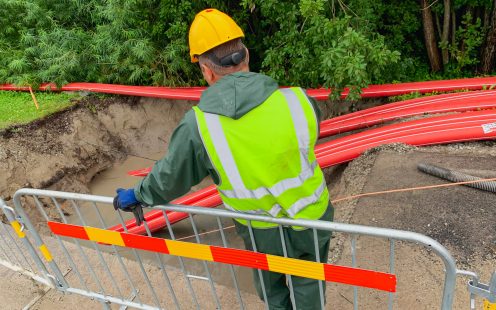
[446,13,485,73]
[0,91,80,129]
[0,0,204,87]
[482,83,496,90]
[388,88,471,102]
[0,0,492,98]
[251,0,400,100]
[389,91,423,102]
[0,0,402,99]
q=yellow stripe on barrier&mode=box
[47,221,397,292]
[10,221,25,238]
[484,299,496,310]
[166,240,213,261]
[39,244,53,262]
[85,226,125,246]
[267,254,326,280]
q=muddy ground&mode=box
[0,94,495,309]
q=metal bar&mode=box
[1,222,34,271]
[313,228,325,310]
[440,267,457,309]
[141,218,180,310]
[69,199,124,299]
[32,196,88,291]
[188,213,221,309]
[0,221,25,268]
[0,257,52,287]
[466,272,496,302]
[278,225,296,309]
[458,270,484,310]
[1,201,56,287]
[186,274,209,281]
[47,196,102,292]
[247,220,269,310]
[388,239,395,310]
[189,213,221,309]
[162,209,199,309]
[216,216,244,310]
[91,201,144,307]
[351,234,358,310]
[66,287,160,310]
[0,227,12,261]
[116,210,162,309]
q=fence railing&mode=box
[0,188,494,309]
[0,206,52,288]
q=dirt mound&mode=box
[0,95,195,221]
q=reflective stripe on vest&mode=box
[223,179,327,218]
[193,87,328,222]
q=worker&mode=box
[113,8,334,309]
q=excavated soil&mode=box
[1,94,495,309]
[0,95,195,226]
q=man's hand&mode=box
[113,188,145,226]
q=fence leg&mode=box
[0,199,58,288]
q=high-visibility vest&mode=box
[193,87,329,228]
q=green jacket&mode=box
[134,72,321,206]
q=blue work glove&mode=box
[113,188,145,226]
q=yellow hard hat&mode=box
[188,8,245,63]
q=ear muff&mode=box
[206,48,247,67]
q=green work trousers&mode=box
[234,204,334,310]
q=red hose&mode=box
[316,112,496,167]
[316,110,496,156]
[320,90,496,135]
[3,76,496,101]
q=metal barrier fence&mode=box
[0,209,53,288]
[0,188,494,309]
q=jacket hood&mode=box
[198,72,279,119]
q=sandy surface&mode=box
[326,146,495,309]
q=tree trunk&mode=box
[484,6,491,28]
[481,0,496,73]
[421,0,442,71]
[441,0,451,64]
[435,12,442,38]
[451,9,456,46]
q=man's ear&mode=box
[245,47,250,64]
[200,63,215,85]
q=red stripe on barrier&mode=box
[47,222,89,240]
[324,264,397,292]
[210,246,269,270]
[120,232,169,254]
[48,221,396,292]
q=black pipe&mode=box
[417,163,496,193]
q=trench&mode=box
[83,138,347,297]
[0,94,269,296]
[86,153,257,294]
[72,95,340,296]
[0,94,358,298]
[3,93,496,308]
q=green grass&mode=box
[0,91,81,130]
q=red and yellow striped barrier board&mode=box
[47,221,396,292]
